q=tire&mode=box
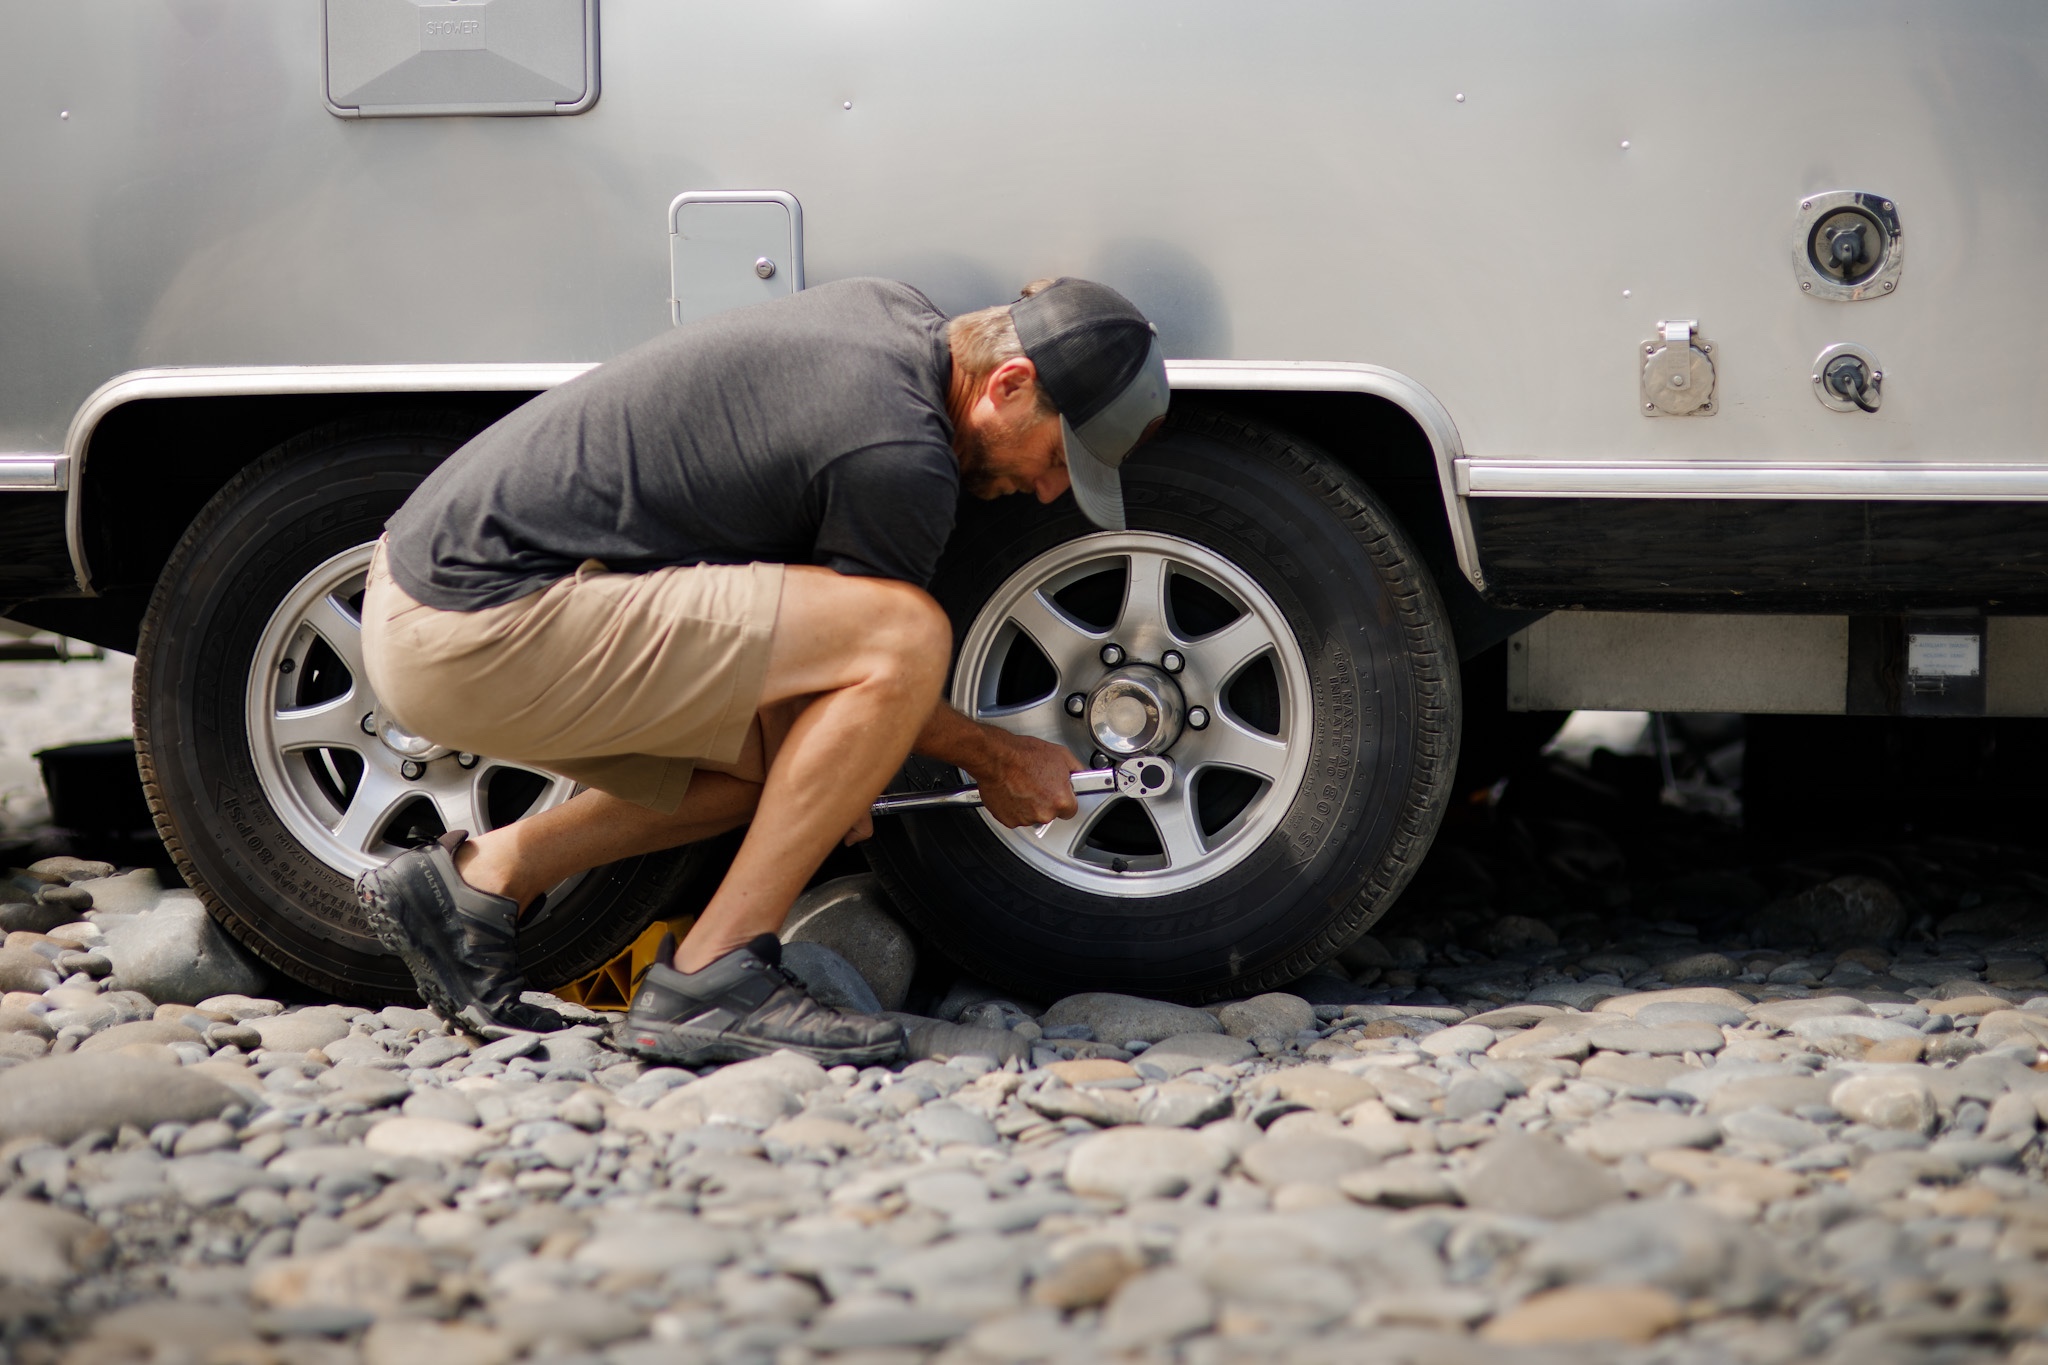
[865,407,1460,1002]
[133,416,724,1004]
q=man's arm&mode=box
[912,702,1084,827]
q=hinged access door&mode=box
[668,192,804,327]
[324,0,599,118]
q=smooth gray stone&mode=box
[166,1154,285,1207]
[1458,1135,1624,1218]
[1636,1001,1747,1029]
[1524,982,1624,1010]
[902,1021,1025,1067]
[1519,1201,1785,1310]
[404,1036,470,1069]
[1042,994,1222,1045]
[1100,1269,1215,1351]
[1572,1113,1722,1160]
[782,941,884,1015]
[253,1010,351,1054]
[908,1102,999,1147]
[1585,1022,1727,1055]
[780,873,916,1012]
[402,1087,479,1126]
[805,1308,972,1352]
[1218,993,1315,1040]
[0,947,59,993]
[0,1052,238,1144]
[97,892,265,1004]
[1443,1074,1512,1119]
[1720,1107,1830,1151]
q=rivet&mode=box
[841,101,852,110]
[1883,201,1894,211]
[1802,200,1813,210]
[753,257,776,280]
[1622,289,1632,298]
[1619,139,1630,149]
[1883,280,1895,291]
[1644,402,1655,411]
[1454,92,1465,102]
[59,110,69,121]
[1801,281,1812,291]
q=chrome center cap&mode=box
[1087,664,1186,757]
[377,716,451,762]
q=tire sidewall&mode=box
[867,411,1456,999]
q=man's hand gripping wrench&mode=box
[871,755,1175,833]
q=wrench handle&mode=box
[872,766,1117,817]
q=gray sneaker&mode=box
[356,831,567,1036]
[614,934,902,1067]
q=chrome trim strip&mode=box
[1459,459,2048,501]
[1165,360,1480,588]
[62,364,595,595]
[0,455,69,492]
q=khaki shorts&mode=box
[361,541,785,814]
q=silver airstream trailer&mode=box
[4,2,2044,1002]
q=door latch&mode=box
[1641,320,1717,417]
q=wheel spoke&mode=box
[330,765,415,855]
[1185,612,1274,687]
[1007,591,1104,684]
[272,695,365,752]
[1117,552,1174,638]
[1186,714,1290,781]
[407,761,480,839]
[978,695,1073,749]
[1147,792,1209,868]
[303,590,368,683]
[1032,789,1116,860]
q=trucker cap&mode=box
[1011,278,1170,531]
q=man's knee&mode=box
[869,584,951,698]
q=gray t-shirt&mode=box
[385,278,960,612]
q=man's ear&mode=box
[986,356,1040,410]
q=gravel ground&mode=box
[5,719,2048,1364]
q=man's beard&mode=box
[955,409,1032,498]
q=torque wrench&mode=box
[870,754,1175,818]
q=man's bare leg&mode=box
[453,773,762,913]
[448,567,948,966]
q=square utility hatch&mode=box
[324,0,599,118]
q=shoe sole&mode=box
[612,1019,903,1069]
[357,867,493,1036]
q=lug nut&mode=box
[1099,643,1125,666]
[1162,650,1184,673]
[400,759,426,780]
[457,753,479,769]
[1187,706,1210,730]
[360,713,377,735]
[1065,693,1086,717]
[1090,750,1108,768]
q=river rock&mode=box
[1758,875,1908,946]
[1217,993,1315,1040]
[1831,1070,1937,1132]
[1238,1134,1375,1187]
[362,1320,514,1365]
[779,874,915,1011]
[364,1116,490,1163]
[253,1010,352,1054]
[1482,1285,1683,1344]
[1065,1127,1225,1202]
[1636,1001,1746,1028]
[1570,1113,1722,1160]
[0,1199,112,1284]
[1041,993,1222,1044]
[780,941,883,1015]
[1100,1268,1215,1351]
[1419,1023,1498,1057]
[1586,1022,1726,1055]
[76,1018,206,1054]
[1459,1135,1624,1218]
[1595,988,1750,1017]
[0,947,58,993]
[1252,1064,1380,1114]
[1140,1032,1255,1075]
[0,1052,238,1143]
[98,892,264,1004]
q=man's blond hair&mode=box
[947,279,1059,417]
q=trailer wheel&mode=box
[134,417,722,1004]
[865,408,1459,1002]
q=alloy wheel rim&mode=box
[952,531,1314,897]
[245,543,583,885]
